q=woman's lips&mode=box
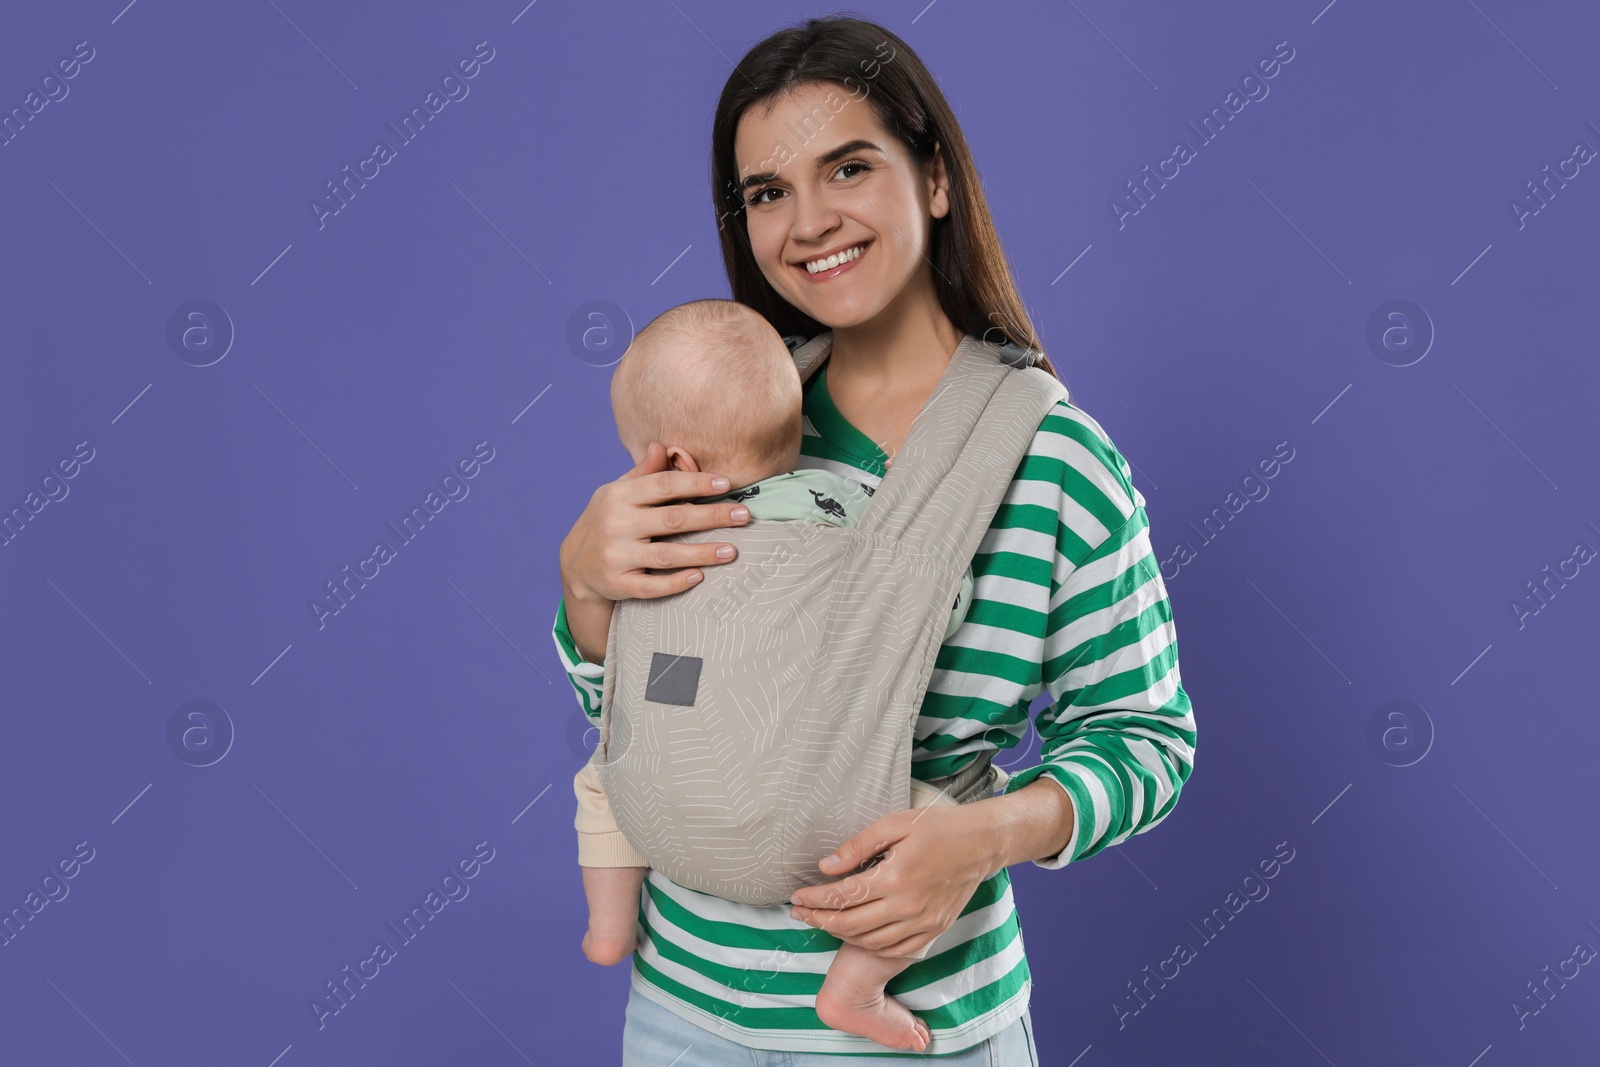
[796,241,870,283]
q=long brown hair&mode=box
[709,14,1064,386]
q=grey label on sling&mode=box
[645,652,702,706]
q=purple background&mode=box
[2,1,1596,1063]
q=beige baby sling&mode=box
[595,330,1069,906]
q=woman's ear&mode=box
[926,141,951,221]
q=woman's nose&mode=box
[789,191,842,241]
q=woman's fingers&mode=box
[797,895,947,955]
[617,440,670,481]
[624,466,730,508]
[633,499,746,542]
[577,448,751,601]
[788,861,891,911]
[617,470,749,579]
[797,869,879,911]
[562,444,669,598]
[816,810,914,879]
[828,917,926,955]
[860,926,935,958]
[792,898,903,945]
[620,566,712,600]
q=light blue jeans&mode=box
[620,986,1040,1065]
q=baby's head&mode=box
[610,299,802,490]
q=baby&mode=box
[571,297,974,1053]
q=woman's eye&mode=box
[744,163,867,206]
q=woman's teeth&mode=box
[804,244,865,274]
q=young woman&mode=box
[553,16,1196,1063]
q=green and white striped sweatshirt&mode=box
[550,356,1196,1054]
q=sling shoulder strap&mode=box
[783,330,1070,807]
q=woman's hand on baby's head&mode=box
[560,441,751,603]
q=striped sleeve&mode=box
[999,404,1196,870]
[551,598,605,721]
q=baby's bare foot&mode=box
[581,924,637,966]
[815,974,930,1051]
[578,866,646,965]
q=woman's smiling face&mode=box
[733,81,949,331]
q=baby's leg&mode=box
[814,943,930,1051]
[580,864,647,966]
[812,776,965,1048]
[573,758,652,966]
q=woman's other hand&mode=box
[786,780,1076,957]
[786,804,1000,959]
[558,441,750,663]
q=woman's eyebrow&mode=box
[813,138,884,168]
[738,139,887,192]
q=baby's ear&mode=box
[663,445,701,473]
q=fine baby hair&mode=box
[609,298,803,490]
